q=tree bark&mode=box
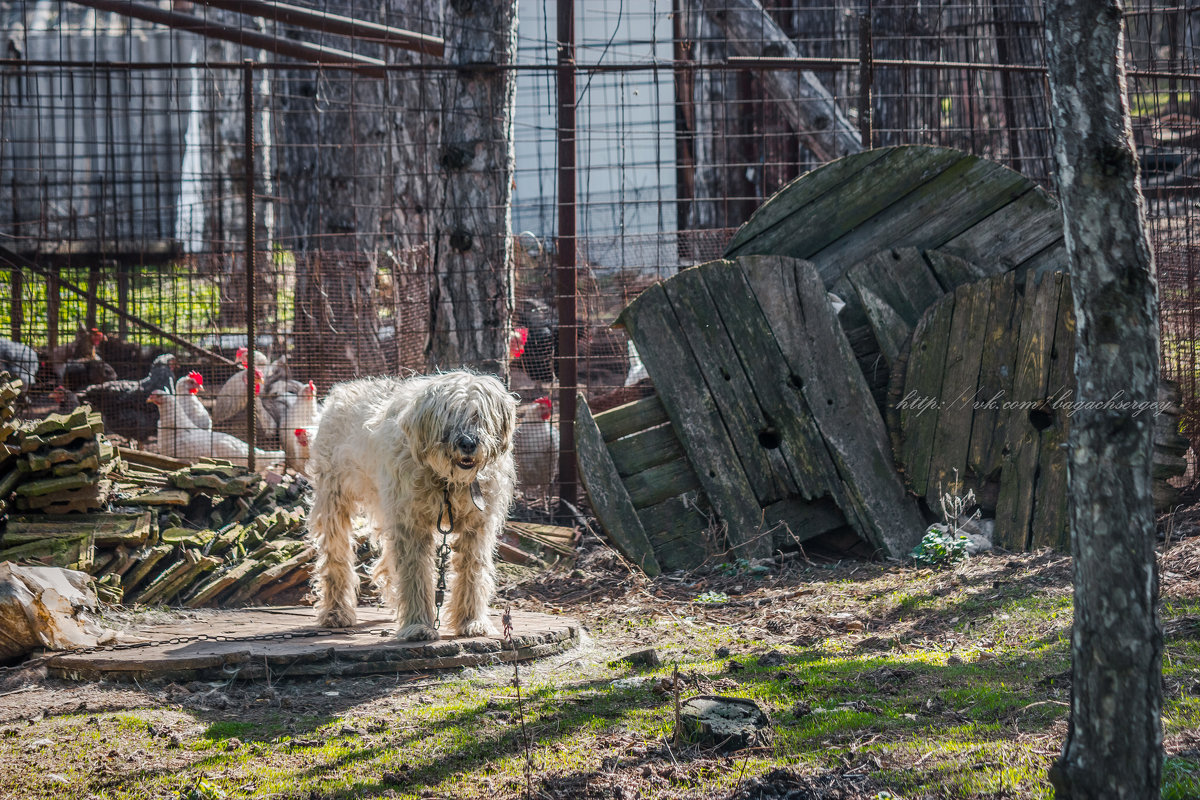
[427,0,518,376]
[1044,0,1163,796]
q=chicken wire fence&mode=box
[0,0,1197,518]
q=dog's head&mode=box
[402,371,518,483]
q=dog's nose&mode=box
[455,434,478,455]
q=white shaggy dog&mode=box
[306,370,518,641]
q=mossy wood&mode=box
[890,271,1186,551]
[724,146,1069,412]
[602,255,924,560]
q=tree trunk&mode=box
[1044,0,1163,796]
[427,0,518,376]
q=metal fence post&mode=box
[555,0,578,511]
[244,59,257,471]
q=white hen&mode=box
[279,379,321,473]
[173,371,211,430]
[149,389,284,468]
[513,396,558,506]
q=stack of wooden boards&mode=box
[0,457,316,607]
[577,146,1188,574]
[0,379,117,519]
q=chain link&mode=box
[434,484,454,628]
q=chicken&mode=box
[213,348,277,443]
[173,371,211,431]
[81,353,177,442]
[278,380,321,473]
[513,396,558,507]
[512,300,558,386]
[0,338,38,390]
[50,385,80,412]
[148,389,284,468]
[59,328,117,391]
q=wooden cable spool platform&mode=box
[44,607,580,682]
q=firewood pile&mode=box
[0,451,315,607]
[0,377,116,518]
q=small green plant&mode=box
[694,590,730,604]
[911,469,979,567]
[910,528,968,566]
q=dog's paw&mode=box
[457,618,498,638]
[316,606,358,628]
[396,623,440,642]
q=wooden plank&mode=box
[724,147,893,258]
[698,260,840,502]
[762,496,847,547]
[994,271,1061,550]
[1030,274,1074,550]
[967,271,1020,479]
[809,155,1035,275]
[637,496,713,571]
[593,395,669,442]
[938,186,1065,273]
[897,297,955,497]
[725,147,969,279]
[574,395,661,576]
[852,281,911,367]
[625,458,703,509]
[846,247,944,326]
[607,425,686,477]
[662,266,795,505]
[926,280,992,504]
[618,281,772,560]
[740,255,927,558]
[923,250,990,292]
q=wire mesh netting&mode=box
[0,0,1196,515]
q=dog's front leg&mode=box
[392,522,440,642]
[447,522,499,638]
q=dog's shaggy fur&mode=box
[306,370,517,641]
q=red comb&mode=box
[509,327,529,359]
[187,371,203,385]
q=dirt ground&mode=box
[1,513,1199,799]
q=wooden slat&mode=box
[724,147,894,258]
[726,147,968,279]
[846,247,944,326]
[574,395,661,576]
[625,458,703,509]
[994,271,1061,550]
[1030,274,1074,550]
[810,156,1035,274]
[637,497,714,571]
[696,262,836,502]
[923,250,990,293]
[740,255,927,558]
[594,394,669,442]
[662,266,795,505]
[898,297,955,496]
[938,186,1066,273]
[608,424,686,477]
[926,280,991,504]
[762,496,847,547]
[618,282,771,559]
[967,271,1020,478]
[851,281,911,367]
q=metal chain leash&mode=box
[434,484,454,628]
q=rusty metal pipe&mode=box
[65,0,386,76]
[189,0,443,57]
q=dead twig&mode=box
[504,606,535,799]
